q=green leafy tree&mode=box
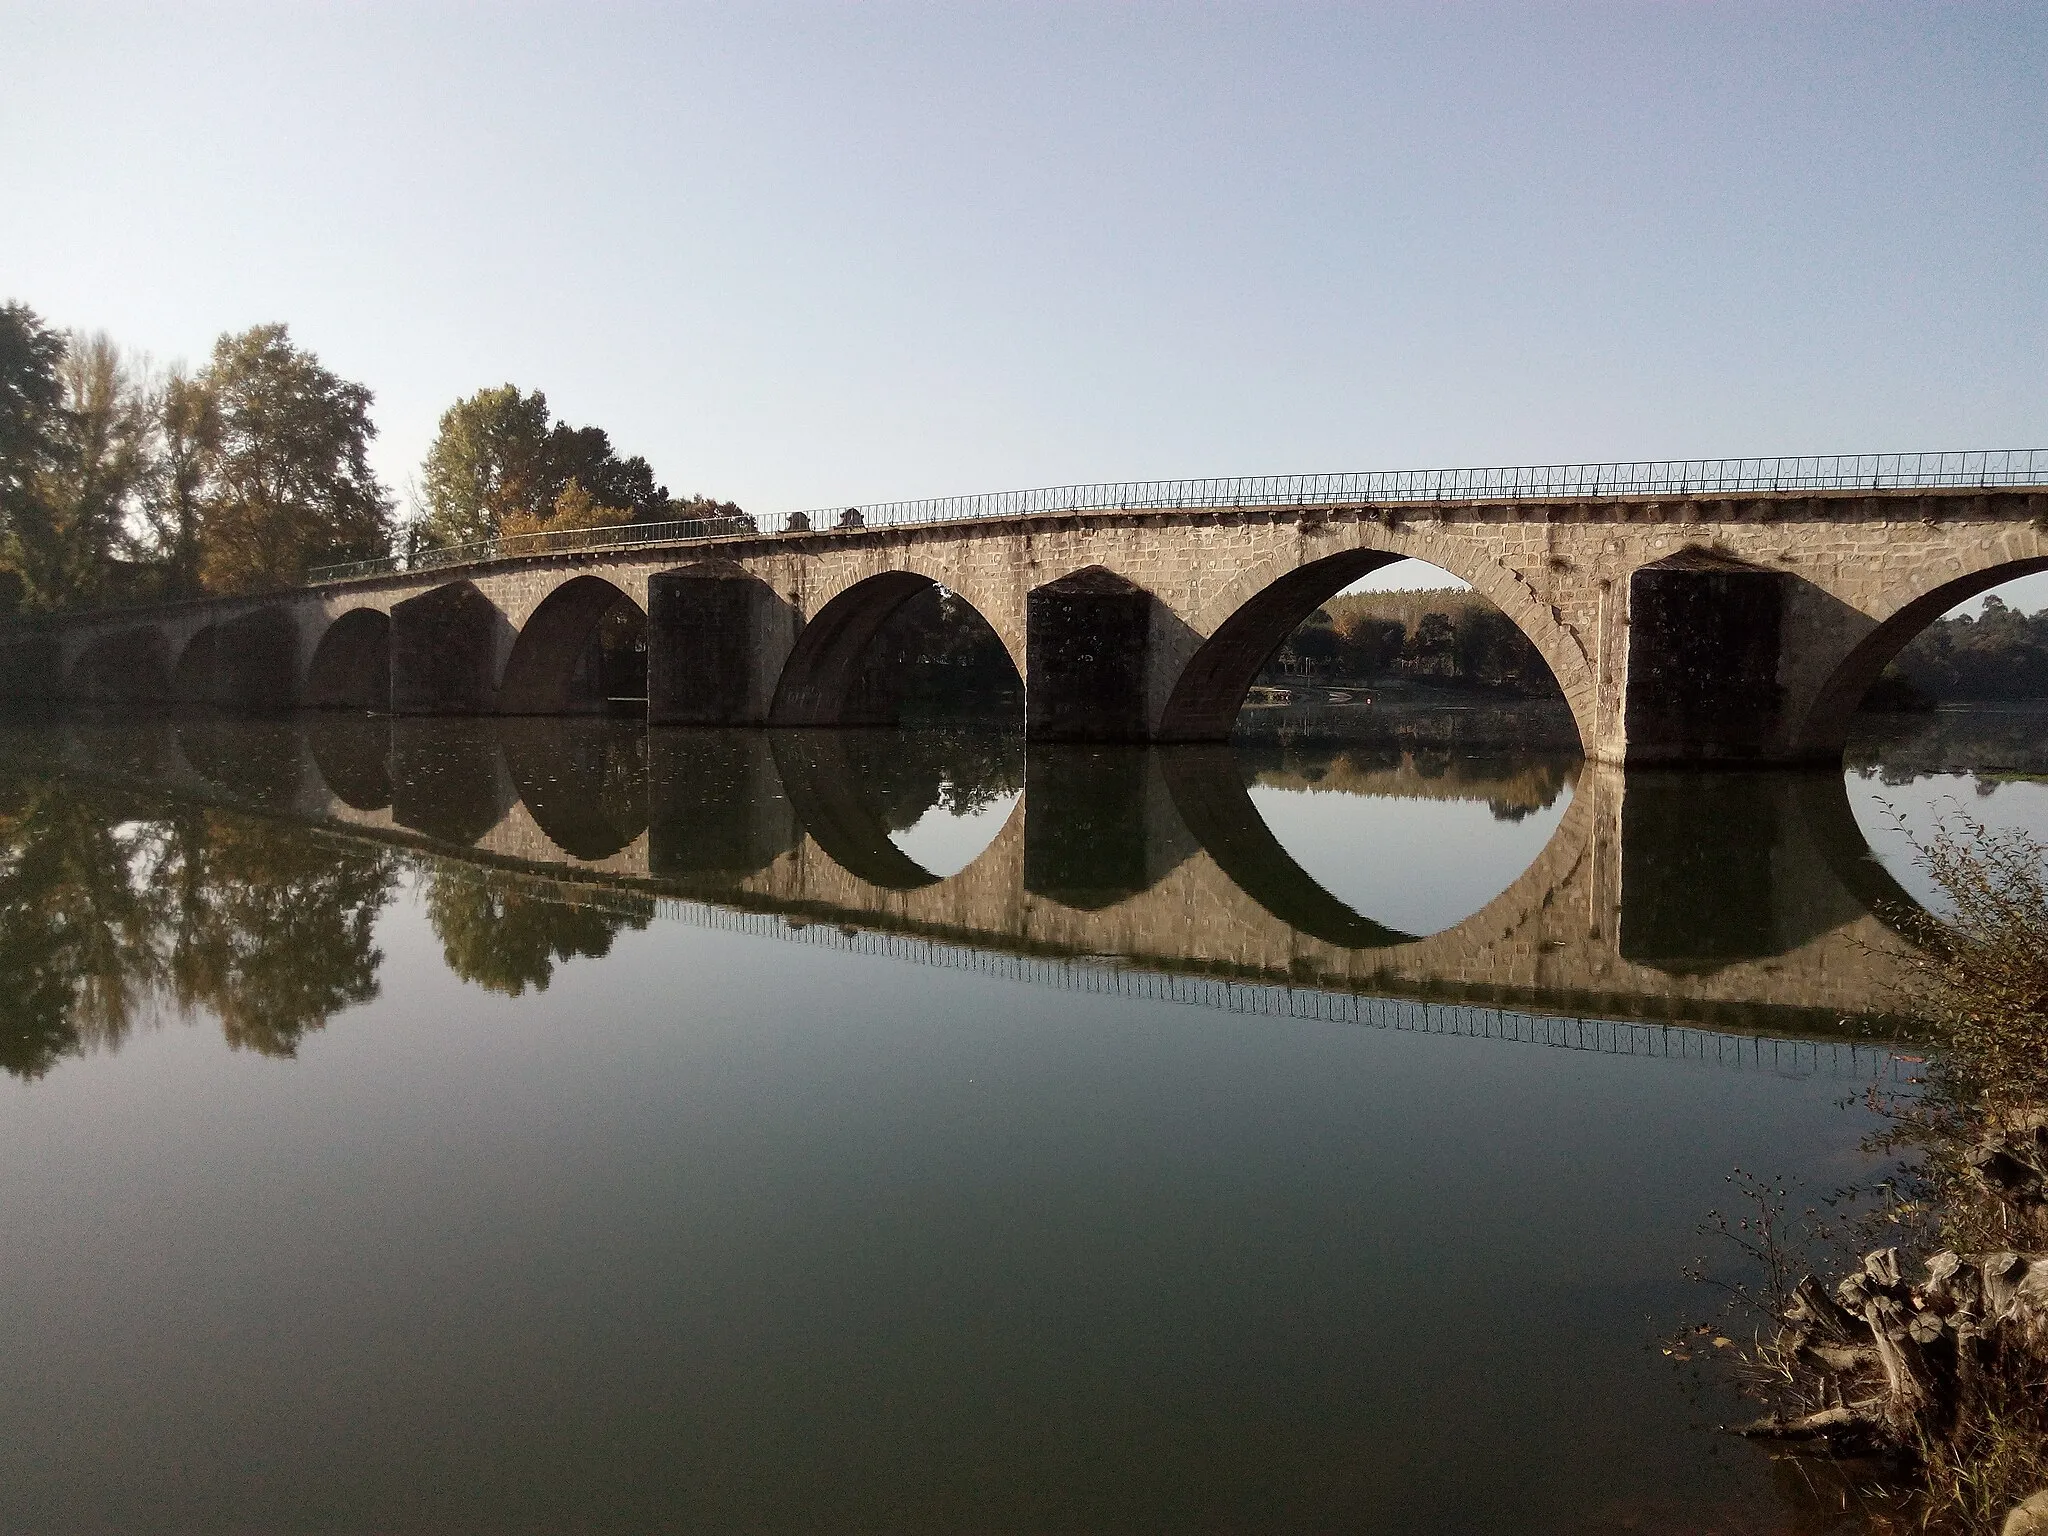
[544,422,669,524]
[418,384,555,547]
[196,324,391,593]
[0,777,166,1078]
[417,388,681,547]
[1883,595,2048,702]
[157,809,397,1057]
[668,494,756,534]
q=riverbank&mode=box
[1706,822,2048,1533]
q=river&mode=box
[1,706,2043,1533]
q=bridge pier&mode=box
[648,565,793,726]
[391,583,505,715]
[1612,551,1796,764]
[1025,568,1156,742]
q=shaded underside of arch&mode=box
[0,635,63,703]
[307,609,391,712]
[306,714,394,811]
[497,575,641,717]
[69,627,173,706]
[392,582,501,716]
[769,571,936,727]
[499,716,650,860]
[1796,554,2048,759]
[1155,549,1405,742]
[171,608,298,713]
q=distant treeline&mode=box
[1869,596,2048,706]
[0,299,744,614]
[1261,590,1560,696]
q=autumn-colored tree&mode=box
[9,332,156,610]
[196,325,391,593]
[142,367,219,599]
[499,476,636,540]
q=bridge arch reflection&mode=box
[37,716,1921,1029]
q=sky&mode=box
[3,3,2045,605]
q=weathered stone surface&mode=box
[7,487,2045,759]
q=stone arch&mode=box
[1795,554,2048,759]
[391,581,506,715]
[769,570,1019,727]
[173,624,220,705]
[1155,549,1401,741]
[1156,532,1589,746]
[306,609,391,712]
[67,626,172,706]
[306,715,393,811]
[498,717,649,859]
[171,610,298,712]
[496,575,643,716]
[770,731,942,889]
[0,635,63,704]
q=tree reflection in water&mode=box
[424,867,652,997]
[157,808,396,1056]
[0,776,400,1077]
[0,777,163,1077]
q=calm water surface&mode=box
[1,708,2041,1534]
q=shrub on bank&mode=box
[1701,822,2048,1532]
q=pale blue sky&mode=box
[3,3,2044,603]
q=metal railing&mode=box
[417,853,1906,1079]
[307,447,2048,584]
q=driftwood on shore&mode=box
[1739,1247,2048,1449]
[1738,1122,2048,1455]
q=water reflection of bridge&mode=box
[43,717,1919,1036]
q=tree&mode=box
[418,384,554,548]
[667,493,755,535]
[1337,616,1405,677]
[500,475,635,540]
[425,869,648,996]
[1403,610,1458,675]
[197,324,391,593]
[143,367,219,599]
[544,422,668,523]
[416,387,680,547]
[0,302,66,514]
[9,332,156,610]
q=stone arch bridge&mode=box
[5,454,2044,763]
